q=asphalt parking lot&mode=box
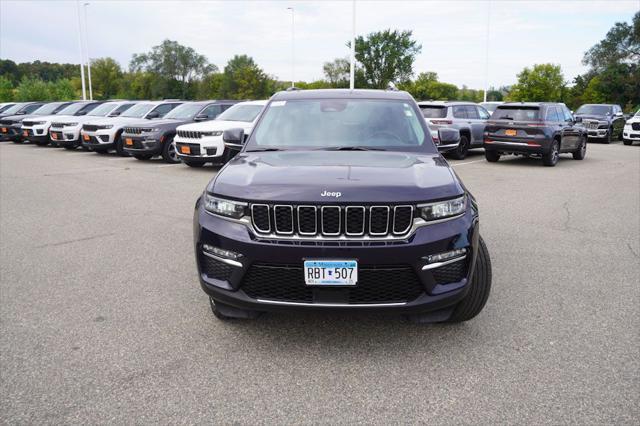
[1,141,638,424]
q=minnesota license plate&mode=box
[180,146,191,154]
[51,133,57,140]
[23,131,28,137]
[505,129,517,136]
[125,138,133,146]
[83,134,90,141]
[1,128,6,133]
[304,260,358,286]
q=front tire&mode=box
[572,136,587,160]
[485,150,500,162]
[447,236,492,323]
[604,129,612,144]
[114,133,128,157]
[184,159,206,168]
[161,136,180,164]
[449,134,470,160]
[134,154,153,160]
[542,139,559,167]
[623,139,632,146]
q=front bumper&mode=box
[81,130,115,149]
[175,135,224,159]
[50,127,81,146]
[121,134,163,155]
[0,125,22,141]
[194,200,480,314]
[623,127,640,141]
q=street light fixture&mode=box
[287,7,294,88]
[75,0,86,100]
[84,2,93,100]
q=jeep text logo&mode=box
[320,190,342,198]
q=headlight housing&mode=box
[203,194,247,218]
[101,124,114,129]
[65,122,78,126]
[201,131,223,137]
[31,121,46,125]
[419,195,466,221]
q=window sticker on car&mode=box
[271,101,286,107]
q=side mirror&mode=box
[194,114,209,122]
[77,111,87,116]
[109,111,121,117]
[146,110,160,119]
[615,111,623,117]
[436,128,460,152]
[574,116,583,123]
[223,128,245,148]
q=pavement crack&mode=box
[627,243,639,259]
[35,232,116,248]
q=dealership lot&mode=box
[1,142,638,423]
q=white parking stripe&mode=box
[451,159,485,166]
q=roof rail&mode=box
[286,87,302,91]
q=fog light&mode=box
[202,244,242,261]
[424,248,467,264]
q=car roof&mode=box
[417,101,477,106]
[234,100,269,106]
[499,102,565,107]
[271,89,414,101]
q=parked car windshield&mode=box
[32,102,67,115]
[1,103,26,115]
[164,103,203,120]
[576,105,611,115]
[249,99,432,152]
[419,106,447,118]
[217,104,263,122]
[121,103,154,118]
[57,103,88,115]
[88,102,120,116]
[492,106,540,121]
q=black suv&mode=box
[193,89,492,323]
[0,102,46,141]
[574,104,626,143]
[483,102,587,166]
[122,100,237,163]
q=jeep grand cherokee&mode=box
[193,89,492,323]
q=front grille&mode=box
[584,121,599,130]
[200,254,234,281]
[51,122,64,129]
[177,130,203,139]
[123,127,152,135]
[430,260,466,285]
[82,124,99,132]
[242,263,423,304]
[250,204,414,238]
[0,120,15,126]
[22,121,38,127]
[632,123,640,131]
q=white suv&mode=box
[623,110,640,146]
[49,101,137,150]
[174,100,267,167]
[20,101,103,146]
[81,101,182,155]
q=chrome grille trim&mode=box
[273,205,294,235]
[392,205,414,235]
[369,206,390,236]
[321,206,341,236]
[251,204,270,234]
[297,205,317,236]
[345,206,365,236]
[177,130,202,139]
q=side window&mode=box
[477,106,490,120]
[153,104,174,117]
[464,105,479,119]
[80,103,100,114]
[24,104,42,114]
[545,106,559,122]
[201,104,222,118]
[221,104,234,112]
[114,103,135,114]
[562,106,573,122]
[452,106,466,119]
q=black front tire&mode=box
[623,139,632,146]
[184,159,206,168]
[572,136,587,160]
[63,144,77,150]
[134,154,153,160]
[604,129,612,144]
[485,150,500,162]
[447,236,492,323]
[449,134,470,160]
[161,136,180,164]
[114,133,129,157]
[542,140,559,167]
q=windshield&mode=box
[248,99,432,153]
[88,103,119,117]
[217,104,263,122]
[493,107,540,121]
[420,106,447,118]
[121,103,154,118]
[481,103,500,112]
[0,104,15,113]
[164,103,203,120]
[57,103,88,115]
[576,105,611,115]
[1,103,25,115]
[33,103,66,115]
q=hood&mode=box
[209,151,462,203]
[625,116,640,124]
[0,114,31,124]
[576,114,609,121]
[178,119,254,132]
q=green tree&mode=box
[196,73,224,99]
[50,79,77,100]
[0,75,14,101]
[91,57,123,99]
[130,39,217,98]
[220,55,273,99]
[584,11,639,71]
[351,29,422,89]
[14,77,51,101]
[323,57,350,87]
[402,72,458,100]
[508,64,565,102]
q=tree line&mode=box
[0,11,637,111]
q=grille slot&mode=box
[242,263,423,304]
[274,205,294,234]
[632,123,640,131]
[200,254,234,281]
[369,206,390,235]
[297,206,317,235]
[251,204,270,233]
[321,206,341,235]
[393,206,413,234]
[345,206,365,235]
[177,130,202,139]
[82,124,98,132]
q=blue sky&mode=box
[1,0,638,89]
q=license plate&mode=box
[51,133,57,140]
[180,146,191,154]
[505,129,517,136]
[125,138,133,146]
[304,260,358,286]
[83,134,90,141]
[1,128,6,133]
[23,131,28,137]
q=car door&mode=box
[462,105,483,145]
[558,106,580,151]
[475,106,490,145]
[612,105,625,137]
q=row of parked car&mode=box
[1,97,638,168]
[0,99,267,166]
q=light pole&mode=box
[84,2,93,100]
[483,0,491,102]
[75,0,86,100]
[287,7,294,88]
[349,0,355,90]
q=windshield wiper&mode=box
[318,146,386,151]
[245,147,283,152]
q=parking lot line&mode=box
[451,159,485,166]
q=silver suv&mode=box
[418,101,490,159]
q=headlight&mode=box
[101,125,113,129]
[419,195,466,221]
[31,121,46,125]
[201,131,223,137]
[203,193,247,218]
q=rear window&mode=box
[492,107,540,121]
[420,106,447,118]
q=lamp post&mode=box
[84,2,93,100]
[287,7,294,88]
[483,0,491,103]
[75,0,86,100]
[350,0,355,90]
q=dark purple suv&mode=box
[193,89,492,323]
